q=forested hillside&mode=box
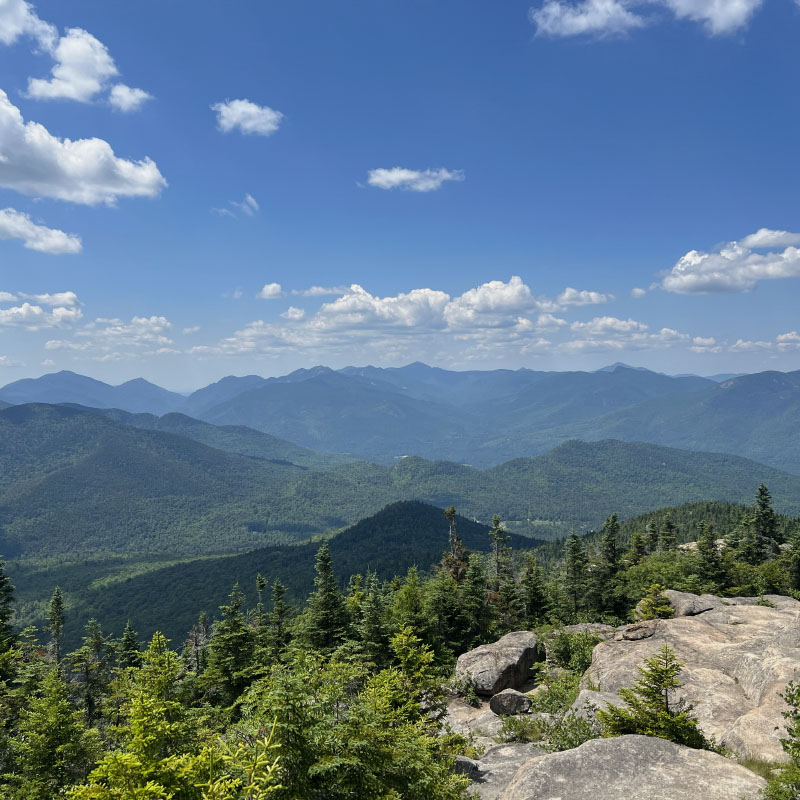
[4,403,800,560]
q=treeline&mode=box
[1,487,799,797]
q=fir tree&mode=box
[357,572,389,666]
[521,553,550,627]
[591,513,622,615]
[118,620,142,669]
[637,584,674,620]
[64,618,115,725]
[660,516,677,551]
[183,611,210,674]
[696,521,724,590]
[440,505,469,583]
[0,557,15,654]
[202,583,256,704]
[46,587,65,664]
[627,530,647,565]
[488,515,510,591]
[755,483,778,542]
[563,533,588,617]
[460,553,491,647]
[644,521,660,554]
[262,578,291,661]
[301,542,349,655]
[597,644,709,749]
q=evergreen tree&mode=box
[627,530,647,565]
[301,542,349,655]
[261,578,291,661]
[255,572,267,625]
[357,572,389,666]
[755,483,778,542]
[46,587,65,664]
[563,533,588,617]
[64,618,115,726]
[202,584,256,704]
[597,644,709,749]
[637,584,675,620]
[6,667,100,800]
[0,557,14,655]
[440,505,469,583]
[488,515,510,591]
[391,566,429,637]
[521,553,550,627]
[644,521,660,554]
[118,620,142,669]
[660,516,677,551]
[425,568,463,657]
[460,553,491,647]
[696,521,724,590]
[183,611,210,674]
[591,513,622,615]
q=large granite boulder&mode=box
[500,735,766,800]
[472,743,543,800]
[582,592,800,762]
[456,631,543,697]
[490,689,532,716]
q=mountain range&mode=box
[3,363,800,470]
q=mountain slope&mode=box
[0,371,185,414]
[30,501,540,645]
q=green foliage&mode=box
[547,631,600,675]
[540,713,600,753]
[597,644,710,749]
[497,713,546,743]
[637,584,674,620]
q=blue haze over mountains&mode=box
[3,362,800,472]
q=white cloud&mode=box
[109,84,152,112]
[631,287,647,298]
[367,167,465,192]
[0,355,23,367]
[0,90,166,204]
[444,276,535,328]
[40,358,54,366]
[0,291,17,302]
[20,290,79,306]
[45,315,173,359]
[182,325,200,334]
[536,313,568,329]
[27,27,117,102]
[530,0,764,37]
[281,306,305,320]
[530,0,644,38]
[212,99,283,136]
[689,335,721,353]
[570,315,648,335]
[0,207,81,253]
[230,194,259,216]
[557,287,613,307]
[0,0,56,48]
[661,229,800,294]
[293,285,350,297]
[258,283,284,299]
[661,0,763,35]
[0,300,82,329]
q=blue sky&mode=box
[1,0,799,389]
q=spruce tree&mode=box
[357,572,389,666]
[202,584,256,704]
[627,530,647,565]
[0,557,15,654]
[460,553,491,647]
[47,586,65,663]
[563,533,588,617]
[64,618,115,725]
[521,553,550,627]
[118,620,142,669]
[440,506,469,583]
[755,483,778,542]
[597,644,708,749]
[660,516,677,551]
[183,611,210,674]
[262,578,291,660]
[488,515,510,592]
[592,513,621,615]
[644,521,660,554]
[302,542,349,655]
[697,521,724,590]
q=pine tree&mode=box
[563,533,588,617]
[597,644,708,749]
[118,620,142,669]
[47,586,65,663]
[203,583,256,704]
[301,542,349,655]
[440,506,469,583]
[660,516,677,551]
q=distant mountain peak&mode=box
[595,362,654,373]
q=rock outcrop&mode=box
[582,591,800,762]
[472,743,543,800]
[456,631,542,696]
[489,689,532,716]
[500,735,766,800]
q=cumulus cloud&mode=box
[530,0,644,38]
[182,326,201,334]
[0,0,56,48]
[281,306,305,320]
[444,276,536,328]
[258,283,284,299]
[571,315,648,335]
[557,287,613,307]
[0,207,81,253]
[0,291,17,302]
[367,167,465,192]
[20,290,80,306]
[631,287,647,298]
[0,300,82,328]
[109,84,152,112]
[45,315,173,360]
[26,27,117,102]
[530,0,764,37]
[0,90,166,204]
[292,285,350,297]
[661,229,800,294]
[212,99,283,136]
